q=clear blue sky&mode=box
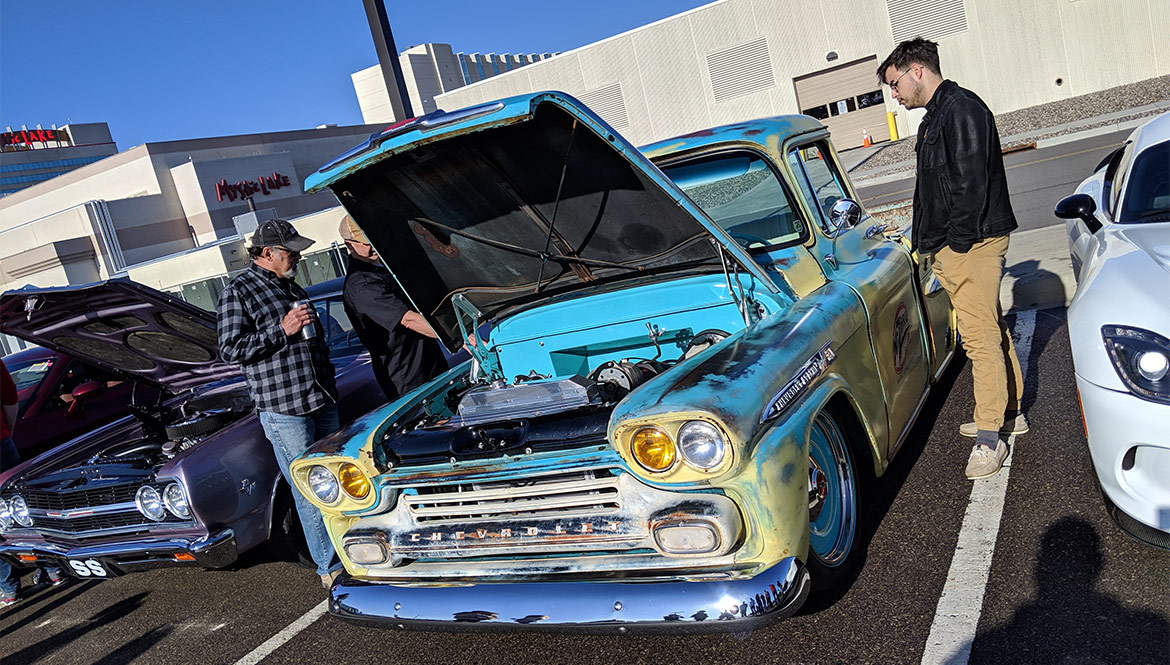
[0,0,713,151]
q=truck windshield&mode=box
[662,151,805,250]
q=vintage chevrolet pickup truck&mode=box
[290,91,955,631]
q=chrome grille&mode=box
[34,513,152,535]
[406,469,621,524]
[18,484,140,511]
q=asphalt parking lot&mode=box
[3,307,1166,665]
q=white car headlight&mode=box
[307,465,340,504]
[0,497,14,529]
[163,483,190,519]
[135,486,166,521]
[1102,326,1170,404]
[677,420,727,470]
[10,495,32,527]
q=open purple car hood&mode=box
[0,279,239,393]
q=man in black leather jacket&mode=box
[878,38,1026,480]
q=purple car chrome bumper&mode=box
[329,556,809,633]
[0,528,237,576]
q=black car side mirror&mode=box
[1054,193,1103,234]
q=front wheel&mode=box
[806,410,864,589]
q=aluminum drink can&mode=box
[293,299,317,340]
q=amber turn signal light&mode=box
[338,462,371,500]
[631,426,676,472]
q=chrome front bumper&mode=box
[329,556,809,633]
[0,529,237,575]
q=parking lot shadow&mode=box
[0,579,99,637]
[1,592,149,665]
[966,517,1169,665]
[799,348,967,613]
[90,624,174,665]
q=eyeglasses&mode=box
[274,246,301,259]
[887,68,912,90]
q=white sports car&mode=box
[1054,112,1170,549]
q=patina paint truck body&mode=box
[291,92,955,631]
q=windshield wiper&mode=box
[1129,209,1170,221]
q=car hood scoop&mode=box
[1117,222,1170,277]
[0,279,239,393]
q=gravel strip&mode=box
[852,75,1170,177]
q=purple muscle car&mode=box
[0,278,383,578]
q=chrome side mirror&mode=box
[827,199,864,237]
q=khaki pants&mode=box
[931,235,1024,432]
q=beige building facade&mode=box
[0,125,385,297]
[353,43,556,123]
[430,0,1168,149]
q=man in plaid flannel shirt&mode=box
[216,218,341,587]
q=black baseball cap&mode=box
[250,218,315,253]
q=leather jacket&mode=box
[912,80,1017,254]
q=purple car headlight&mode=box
[135,486,166,521]
[10,496,32,527]
[163,483,190,519]
[0,497,14,530]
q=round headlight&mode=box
[1136,350,1169,381]
[163,483,190,519]
[0,497,14,529]
[307,465,340,504]
[10,496,32,527]
[631,427,676,472]
[677,420,727,470]
[338,463,371,500]
[135,486,166,521]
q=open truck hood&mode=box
[306,91,776,351]
[0,279,239,393]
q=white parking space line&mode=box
[920,309,1037,665]
[233,600,328,665]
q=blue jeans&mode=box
[0,557,17,598]
[258,405,340,576]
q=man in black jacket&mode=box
[878,38,1026,480]
[338,216,448,402]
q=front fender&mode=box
[609,280,885,477]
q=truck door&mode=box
[786,140,933,454]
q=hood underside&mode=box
[317,93,768,351]
[0,279,238,393]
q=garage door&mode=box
[794,56,890,150]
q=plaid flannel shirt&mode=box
[217,263,336,416]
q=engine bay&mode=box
[374,327,729,470]
[74,386,255,471]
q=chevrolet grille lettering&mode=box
[476,529,488,539]
[454,531,464,540]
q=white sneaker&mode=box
[960,414,1029,438]
[965,440,1008,480]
